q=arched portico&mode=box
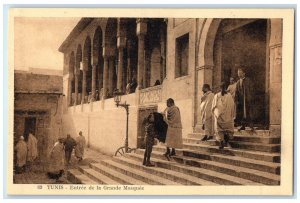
[195,18,282,134]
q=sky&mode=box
[14,17,80,71]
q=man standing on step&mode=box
[235,67,254,132]
[163,98,183,160]
[212,82,235,149]
[47,137,65,182]
[143,113,157,167]
[75,131,86,162]
[64,134,77,165]
[199,84,215,141]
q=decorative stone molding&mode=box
[139,85,162,105]
[196,65,214,71]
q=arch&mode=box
[92,26,104,95]
[104,18,117,48]
[75,44,82,74]
[196,18,280,129]
[83,36,92,71]
[198,19,222,68]
[69,51,75,78]
[75,44,83,96]
[92,26,103,66]
[104,18,118,96]
[83,36,92,95]
[68,51,75,106]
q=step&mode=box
[189,129,272,138]
[78,165,119,184]
[90,162,147,185]
[228,141,280,152]
[135,149,280,185]
[127,152,262,185]
[153,144,281,163]
[152,147,280,174]
[102,158,181,185]
[67,169,98,184]
[184,135,280,144]
[172,154,280,185]
[183,139,280,153]
[119,155,218,185]
[183,138,218,146]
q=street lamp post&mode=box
[113,89,132,155]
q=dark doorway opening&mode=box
[214,19,268,126]
[24,117,36,141]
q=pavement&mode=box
[13,147,112,184]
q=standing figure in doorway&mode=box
[15,136,28,174]
[75,131,86,162]
[199,84,215,141]
[163,98,183,161]
[26,132,38,170]
[235,68,254,131]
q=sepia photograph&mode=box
[7,8,294,196]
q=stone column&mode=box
[108,57,115,97]
[102,56,109,100]
[136,19,147,89]
[68,76,72,106]
[91,64,97,101]
[160,23,166,81]
[127,40,132,84]
[82,70,87,104]
[117,48,124,92]
[117,20,126,93]
[74,68,79,105]
[269,19,282,135]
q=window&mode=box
[175,33,189,78]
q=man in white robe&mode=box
[199,84,215,141]
[27,133,38,164]
[15,136,27,174]
[227,77,237,99]
[48,137,65,180]
[75,131,86,161]
[212,82,235,149]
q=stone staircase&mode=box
[67,129,281,185]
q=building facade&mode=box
[59,18,282,155]
[14,71,63,162]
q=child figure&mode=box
[143,113,157,167]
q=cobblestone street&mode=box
[13,148,112,184]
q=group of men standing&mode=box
[15,131,86,182]
[200,67,254,149]
[47,131,86,181]
[14,132,38,174]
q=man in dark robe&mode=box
[64,134,77,165]
[143,113,157,167]
[235,67,254,131]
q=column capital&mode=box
[117,36,127,48]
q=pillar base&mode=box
[269,124,281,137]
